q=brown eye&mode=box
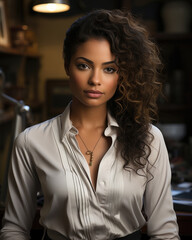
[104,67,117,74]
[77,63,90,70]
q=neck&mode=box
[70,101,107,130]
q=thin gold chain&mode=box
[78,133,103,166]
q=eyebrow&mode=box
[75,57,116,65]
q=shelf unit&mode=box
[153,33,192,134]
[0,46,41,114]
[0,46,42,191]
[151,33,192,180]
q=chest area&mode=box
[34,136,146,212]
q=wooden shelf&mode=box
[0,45,42,124]
[0,110,14,124]
[0,46,40,58]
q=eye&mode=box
[104,67,117,74]
[76,63,90,70]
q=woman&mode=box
[0,9,180,240]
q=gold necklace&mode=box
[78,133,103,166]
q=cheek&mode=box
[69,72,87,95]
[107,77,118,94]
[69,72,84,86]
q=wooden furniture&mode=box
[45,79,71,118]
[0,46,41,106]
[0,46,42,131]
[177,212,192,237]
[153,33,192,183]
[154,33,192,134]
[0,46,42,199]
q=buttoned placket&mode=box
[65,124,118,238]
[65,130,112,240]
[68,125,117,198]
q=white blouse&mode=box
[0,104,180,240]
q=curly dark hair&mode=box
[63,9,162,172]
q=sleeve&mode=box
[0,130,40,240]
[143,127,180,240]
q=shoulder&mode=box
[149,124,163,137]
[149,124,165,147]
[15,115,62,147]
[148,124,169,165]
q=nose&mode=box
[88,69,101,86]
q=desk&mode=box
[176,212,192,236]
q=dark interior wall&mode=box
[28,0,122,17]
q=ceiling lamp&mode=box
[32,0,70,13]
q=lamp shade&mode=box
[32,0,70,13]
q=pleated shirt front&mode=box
[0,104,180,240]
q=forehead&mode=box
[71,38,114,62]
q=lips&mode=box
[84,90,103,98]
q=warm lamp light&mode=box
[32,0,70,13]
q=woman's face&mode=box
[66,38,119,109]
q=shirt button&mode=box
[100,181,105,186]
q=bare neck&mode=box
[70,102,107,130]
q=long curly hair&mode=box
[63,9,162,172]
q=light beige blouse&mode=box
[0,103,180,240]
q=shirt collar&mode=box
[60,102,119,140]
[60,102,76,139]
[107,111,119,128]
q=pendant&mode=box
[86,150,93,166]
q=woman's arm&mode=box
[0,131,40,240]
[144,126,180,240]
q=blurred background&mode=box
[0,0,192,238]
